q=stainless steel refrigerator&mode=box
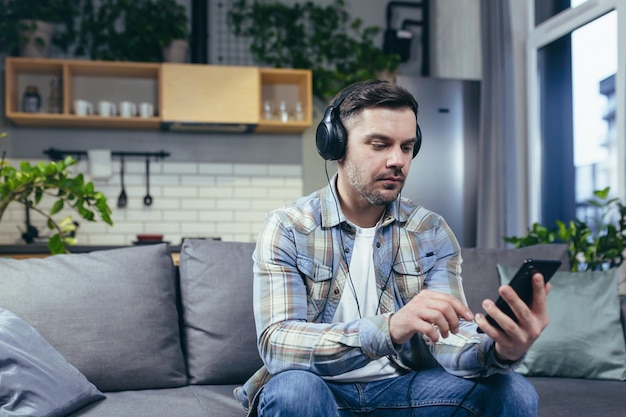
[396,76,481,248]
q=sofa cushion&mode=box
[459,244,569,312]
[530,376,626,417]
[68,385,246,417]
[0,308,105,416]
[0,244,187,391]
[179,239,263,384]
[498,265,626,380]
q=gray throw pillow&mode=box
[0,244,187,391]
[179,239,263,384]
[497,264,626,380]
[0,308,105,416]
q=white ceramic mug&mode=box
[74,99,93,116]
[98,100,117,117]
[119,101,137,117]
[139,102,154,118]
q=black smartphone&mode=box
[477,258,562,333]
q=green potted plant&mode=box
[151,0,190,62]
[0,133,113,254]
[0,0,80,57]
[75,0,190,62]
[504,187,626,272]
[228,0,400,100]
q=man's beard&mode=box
[344,159,403,206]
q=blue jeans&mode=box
[257,368,538,417]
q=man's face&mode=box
[339,106,418,207]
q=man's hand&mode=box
[389,289,474,345]
[474,273,551,362]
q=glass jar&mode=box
[22,85,41,113]
[48,77,62,114]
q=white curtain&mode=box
[476,0,520,248]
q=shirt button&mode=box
[334,289,340,294]
[344,247,350,253]
[376,242,381,248]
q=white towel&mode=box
[88,149,112,179]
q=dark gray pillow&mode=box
[460,244,569,312]
[179,239,263,384]
[0,244,187,391]
[0,308,105,416]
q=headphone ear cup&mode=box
[413,123,423,158]
[333,119,347,160]
[316,106,347,160]
[315,106,335,160]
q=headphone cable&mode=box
[324,165,476,416]
[325,161,363,318]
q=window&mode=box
[527,0,623,227]
[572,12,617,221]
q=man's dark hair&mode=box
[333,80,419,127]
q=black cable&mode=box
[376,190,402,313]
[325,161,363,318]
[408,371,420,417]
[326,163,479,416]
[450,381,478,416]
[406,373,478,416]
[324,162,402,317]
[397,187,478,416]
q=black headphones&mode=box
[315,80,422,161]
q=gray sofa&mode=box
[0,240,623,417]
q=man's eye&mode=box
[402,145,414,153]
[372,143,385,150]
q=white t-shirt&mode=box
[325,224,401,382]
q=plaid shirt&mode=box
[235,178,518,414]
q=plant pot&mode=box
[377,69,398,85]
[162,39,189,63]
[19,20,55,58]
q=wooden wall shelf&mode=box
[4,57,312,134]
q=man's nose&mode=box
[387,146,407,168]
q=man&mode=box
[235,80,549,416]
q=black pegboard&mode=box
[209,0,256,66]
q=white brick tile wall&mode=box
[217,198,251,210]
[198,210,234,223]
[0,158,302,246]
[215,176,251,186]
[268,164,302,177]
[198,186,233,198]
[198,163,233,175]
[234,164,268,176]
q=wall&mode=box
[0,157,302,245]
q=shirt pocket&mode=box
[297,255,333,319]
[392,253,435,301]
